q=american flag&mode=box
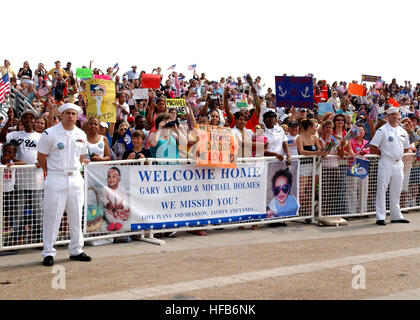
[167,64,176,70]
[188,64,197,71]
[113,63,119,69]
[0,73,10,104]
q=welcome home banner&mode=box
[275,76,313,109]
[85,162,269,232]
[84,161,301,233]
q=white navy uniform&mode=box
[370,122,410,221]
[37,122,88,258]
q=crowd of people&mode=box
[1,58,420,244]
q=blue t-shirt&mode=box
[150,135,179,159]
[268,195,299,217]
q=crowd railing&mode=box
[0,154,418,251]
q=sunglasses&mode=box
[273,184,291,196]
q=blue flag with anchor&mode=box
[275,76,313,109]
[347,158,370,179]
[118,128,134,149]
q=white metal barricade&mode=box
[0,156,316,251]
[318,153,420,219]
[3,153,418,251]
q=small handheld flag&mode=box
[347,158,370,179]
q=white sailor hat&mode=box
[386,107,399,115]
[58,103,83,116]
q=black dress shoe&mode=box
[70,252,91,262]
[376,220,386,226]
[390,219,410,223]
[43,256,54,266]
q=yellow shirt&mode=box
[0,66,16,78]
[47,68,69,77]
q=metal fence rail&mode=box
[1,154,418,251]
[318,153,420,219]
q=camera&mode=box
[164,119,179,128]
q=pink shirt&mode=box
[350,138,370,155]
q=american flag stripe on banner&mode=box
[0,73,10,104]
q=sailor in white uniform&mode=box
[37,103,92,266]
[370,106,410,225]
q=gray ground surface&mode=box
[1,212,420,300]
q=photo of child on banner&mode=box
[266,160,300,218]
[85,165,131,233]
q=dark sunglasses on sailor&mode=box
[273,184,291,196]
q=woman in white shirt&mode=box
[84,117,111,162]
[233,110,254,158]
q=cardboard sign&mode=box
[348,83,366,96]
[194,124,237,168]
[86,79,116,123]
[132,88,149,100]
[38,86,49,97]
[388,97,400,107]
[318,103,334,115]
[93,74,111,80]
[275,76,313,109]
[362,75,381,82]
[76,68,92,79]
[235,93,249,108]
[141,74,161,89]
[166,99,186,115]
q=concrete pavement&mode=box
[1,212,420,300]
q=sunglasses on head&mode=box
[273,184,291,196]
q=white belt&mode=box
[48,170,81,176]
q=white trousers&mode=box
[42,172,84,258]
[376,158,405,221]
[347,175,369,214]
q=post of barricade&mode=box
[0,166,3,250]
[360,167,366,215]
[317,156,322,221]
[312,156,317,222]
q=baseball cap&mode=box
[127,116,135,123]
[407,113,418,120]
[263,110,277,119]
[288,121,299,127]
[99,122,109,129]
[55,60,61,64]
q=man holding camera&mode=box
[47,60,69,78]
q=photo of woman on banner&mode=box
[267,169,299,218]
